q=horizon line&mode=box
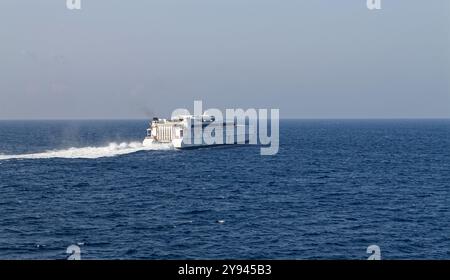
[0,117,450,121]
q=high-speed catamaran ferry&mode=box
[142,115,250,149]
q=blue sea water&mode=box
[0,120,449,260]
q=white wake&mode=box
[0,142,173,160]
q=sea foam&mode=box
[0,142,173,160]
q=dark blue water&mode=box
[0,120,449,259]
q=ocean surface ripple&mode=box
[0,120,449,259]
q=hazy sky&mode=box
[0,0,449,119]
